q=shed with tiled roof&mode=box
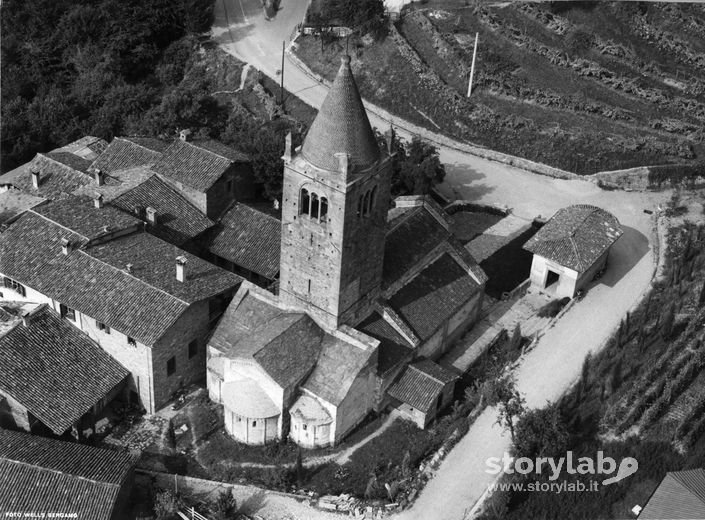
[639,468,705,520]
[0,428,136,520]
[387,358,459,428]
[0,304,128,436]
[523,205,623,298]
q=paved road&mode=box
[212,3,670,519]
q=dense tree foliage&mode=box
[379,132,446,197]
[0,0,214,172]
[310,0,387,39]
[512,405,569,459]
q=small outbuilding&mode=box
[638,468,705,520]
[523,205,623,298]
[387,359,459,429]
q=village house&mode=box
[207,55,486,447]
[152,130,256,219]
[523,204,623,298]
[0,195,242,413]
[0,303,128,438]
[0,428,136,520]
[638,468,705,519]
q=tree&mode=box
[154,489,182,520]
[319,0,388,39]
[512,405,569,459]
[211,490,237,520]
[494,376,526,442]
[377,131,446,197]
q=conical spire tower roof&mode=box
[301,55,380,172]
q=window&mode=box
[59,304,75,321]
[167,356,176,376]
[127,336,137,346]
[310,193,319,219]
[252,420,257,427]
[362,191,370,217]
[300,188,310,215]
[96,321,111,334]
[357,196,363,218]
[320,197,328,221]
[3,277,26,297]
[370,186,377,213]
[302,424,307,431]
[188,339,198,358]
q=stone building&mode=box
[208,55,486,447]
[0,196,242,413]
[524,205,623,298]
[0,304,128,438]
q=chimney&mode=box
[21,310,31,327]
[146,207,157,226]
[94,169,104,186]
[126,263,133,274]
[273,199,280,210]
[386,124,396,155]
[94,194,104,209]
[283,132,293,162]
[176,256,187,282]
[61,237,71,255]
[30,168,40,189]
[179,129,192,142]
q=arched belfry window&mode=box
[357,196,363,218]
[300,188,310,215]
[370,186,377,212]
[310,193,320,219]
[320,197,328,221]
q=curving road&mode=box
[212,2,669,519]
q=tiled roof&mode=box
[301,55,380,172]
[290,394,332,424]
[0,188,45,226]
[55,136,109,161]
[357,312,413,375]
[389,253,481,340]
[11,153,95,199]
[153,139,249,192]
[73,165,155,202]
[210,290,323,388]
[523,205,623,272]
[0,210,242,345]
[383,206,449,288]
[45,151,92,173]
[208,203,281,279]
[0,428,135,520]
[33,195,142,240]
[640,469,705,520]
[0,305,128,435]
[222,378,280,418]
[112,175,214,245]
[387,359,458,413]
[90,137,166,174]
[302,333,375,406]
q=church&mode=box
[206,55,487,447]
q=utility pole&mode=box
[280,40,285,107]
[467,32,479,98]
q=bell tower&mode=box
[279,55,391,329]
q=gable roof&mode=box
[0,208,242,345]
[383,205,451,288]
[302,333,375,406]
[301,55,380,172]
[0,428,135,520]
[389,253,482,341]
[639,469,705,520]
[387,359,458,413]
[209,290,324,388]
[90,136,166,174]
[357,311,413,375]
[0,305,128,435]
[523,205,623,272]
[54,136,108,161]
[0,188,45,227]
[153,139,249,192]
[112,175,214,245]
[207,202,281,279]
[10,153,95,199]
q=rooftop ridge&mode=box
[2,458,123,489]
[186,140,234,163]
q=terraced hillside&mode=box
[294,1,705,174]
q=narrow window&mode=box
[363,191,371,216]
[97,321,111,334]
[300,188,310,215]
[310,193,319,219]
[302,424,307,431]
[167,356,176,376]
[357,196,363,218]
[320,197,328,221]
[308,279,311,293]
[127,336,137,346]
[188,339,198,358]
[60,304,75,321]
[252,420,257,427]
[370,186,377,213]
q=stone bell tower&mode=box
[279,55,391,329]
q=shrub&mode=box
[537,297,570,318]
